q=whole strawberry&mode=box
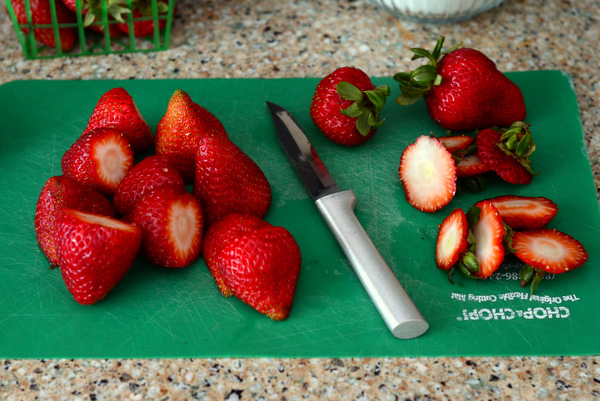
[62,127,134,196]
[60,0,129,38]
[12,0,77,50]
[84,87,153,154]
[123,187,203,268]
[57,209,142,305]
[117,1,170,37]
[193,135,272,225]
[394,36,526,131]
[202,213,302,320]
[113,155,185,215]
[155,89,228,183]
[35,175,116,267]
[310,66,390,146]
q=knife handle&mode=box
[315,190,428,339]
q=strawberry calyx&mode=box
[135,0,169,16]
[394,36,462,106]
[82,0,132,26]
[337,81,391,136]
[496,121,537,176]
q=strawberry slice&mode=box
[437,135,474,153]
[62,127,134,196]
[483,195,558,229]
[512,229,588,275]
[471,201,505,278]
[455,153,490,177]
[398,135,457,213]
[436,208,469,270]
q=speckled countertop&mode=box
[1,0,599,399]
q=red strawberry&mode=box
[394,36,526,131]
[202,213,302,320]
[155,89,227,183]
[62,127,134,196]
[437,135,474,153]
[117,6,168,37]
[60,0,126,38]
[193,134,272,225]
[482,195,558,230]
[12,0,77,50]
[512,229,588,275]
[56,209,142,305]
[455,153,490,177]
[470,201,505,278]
[123,187,203,268]
[398,135,456,212]
[436,208,469,270]
[309,66,390,146]
[84,87,153,154]
[35,176,116,268]
[113,155,185,215]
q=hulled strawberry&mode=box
[398,135,457,212]
[193,134,272,225]
[202,213,302,320]
[483,195,558,230]
[394,36,526,131]
[113,155,185,215]
[84,87,153,154]
[436,208,469,270]
[12,0,77,50]
[62,127,134,196]
[309,66,390,146]
[56,209,142,305]
[123,187,203,268]
[155,89,227,183]
[35,175,116,267]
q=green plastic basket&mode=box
[6,0,175,59]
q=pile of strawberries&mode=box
[11,0,171,51]
[35,87,301,321]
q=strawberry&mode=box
[437,135,474,153]
[476,122,536,185]
[398,135,456,212]
[12,0,77,50]
[84,87,153,154]
[61,127,134,196]
[394,36,526,131]
[123,187,203,268]
[60,0,128,38]
[155,89,227,183]
[202,213,302,320]
[35,176,116,268]
[113,155,185,215]
[56,209,142,305]
[455,153,490,177]
[436,208,469,270]
[117,1,170,37]
[512,229,588,275]
[468,201,505,279]
[193,134,272,225]
[309,66,390,146]
[482,195,558,230]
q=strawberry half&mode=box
[455,153,490,178]
[35,176,116,267]
[398,135,457,212]
[62,127,134,196]
[123,187,203,268]
[436,208,469,270]
[56,209,142,305]
[512,229,588,275]
[438,135,474,153]
[113,155,185,215]
[202,213,302,320]
[470,201,505,279]
[84,87,153,154]
[483,195,558,230]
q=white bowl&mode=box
[371,0,506,24]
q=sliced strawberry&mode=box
[437,135,474,153]
[398,135,456,213]
[455,153,490,177]
[483,195,558,229]
[123,187,203,268]
[436,208,469,270]
[62,127,134,196]
[471,201,505,278]
[512,229,588,275]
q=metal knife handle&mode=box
[315,190,429,339]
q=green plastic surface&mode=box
[1,71,599,359]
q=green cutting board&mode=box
[1,71,599,359]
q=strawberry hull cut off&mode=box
[202,213,302,321]
[471,201,505,279]
[436,208,469,270]
[57,209,142,305]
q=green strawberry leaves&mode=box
[337,81,391,136]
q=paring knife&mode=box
[267,101,428,339]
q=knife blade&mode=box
[267,101,428,339]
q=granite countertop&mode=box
[1,0,599,399]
